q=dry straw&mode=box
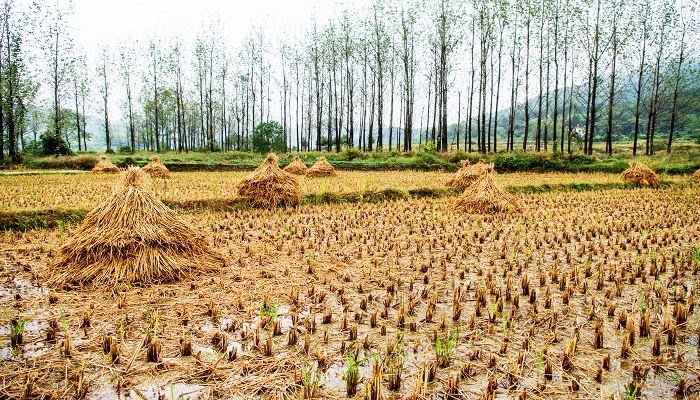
[141,156,170,179]
[454,163,523,214]
[237,153,302,207]
[91,155,120,173]
[693,168,700,182]
[620,161,661,188]
[445,158,490,190]
[49,166,223,287]
[283,155,308,175]
[306,157,337,177]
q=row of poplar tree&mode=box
[0,0,697,163]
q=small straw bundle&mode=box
[306,157,337,177]
[620,161,661,188]
[49,167,223,287]
[237,153,302,207]
[445,159,490,190]
[693,168,700,182]
[454,164,523,214]
[141,156,170,179]
[91,156,120,173]
[283,156,308,175]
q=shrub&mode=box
[22,141,43,157]
[338,147,367,161]
[40,133,71,156]
[117,146,132,154]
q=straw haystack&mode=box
[306,157,337,177]
[91,156,120,173]
[693,168,700,182]
[283,156,308,175]
[454,164,523,214]
[237,153,302,207]
[445,159,489,190]
[141,156,170,179]
[620,161,661,188]
[49,167,223,287]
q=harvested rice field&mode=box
[0,170,687,211]
[1,170,700,399]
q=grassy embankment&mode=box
[7,141,700,174]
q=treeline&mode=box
[0,0,698,163]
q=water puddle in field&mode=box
[0,276,47,303]
[23,341,49,358]
[0,347,13,361]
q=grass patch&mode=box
[0,209,89,231]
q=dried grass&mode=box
[141,156,170,179]
[620,161,661,188]
[91,156,120,173]
[306,157,337,177]
[237,153,302,208]
[445,159,489,190]
[48,166,223,287]
[454,164,523,214]
[283,156,308,175]
[693,168,700,182]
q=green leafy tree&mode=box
[252,121,286,153]
[39,131,70,156]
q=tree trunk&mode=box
[74,79,82,152]
[606,28,618,157]
[632,34,646,157]
[667,21,686,153]
[522,14,531,151]
[468,18,476,153]
[102,60,111,151]
[456,91,461,150]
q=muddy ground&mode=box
[1,186,699,399]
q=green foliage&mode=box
[22,141,43,157]
[40,132,71,156]
[260,297,279,321]
[415,141,446,167]
[251,121,286,153]
[435,326,460,367]
[3,308,26,348]
[117,146,132,154]
[417,140,437,155]
[298,365,321,398]
[343,351,367,396]
[338,146,368,161]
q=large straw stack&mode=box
[306,157,337,177]
[141,156,170,179]
[445,159,490,190]
[620,161,661,188]
[91,156,120,173]
[49,167,223,287]
[237,153,302,207]
[454,164,523,214]
[283,156,308,175]
[693,168,700,182]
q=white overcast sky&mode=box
[71,0,341,53]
